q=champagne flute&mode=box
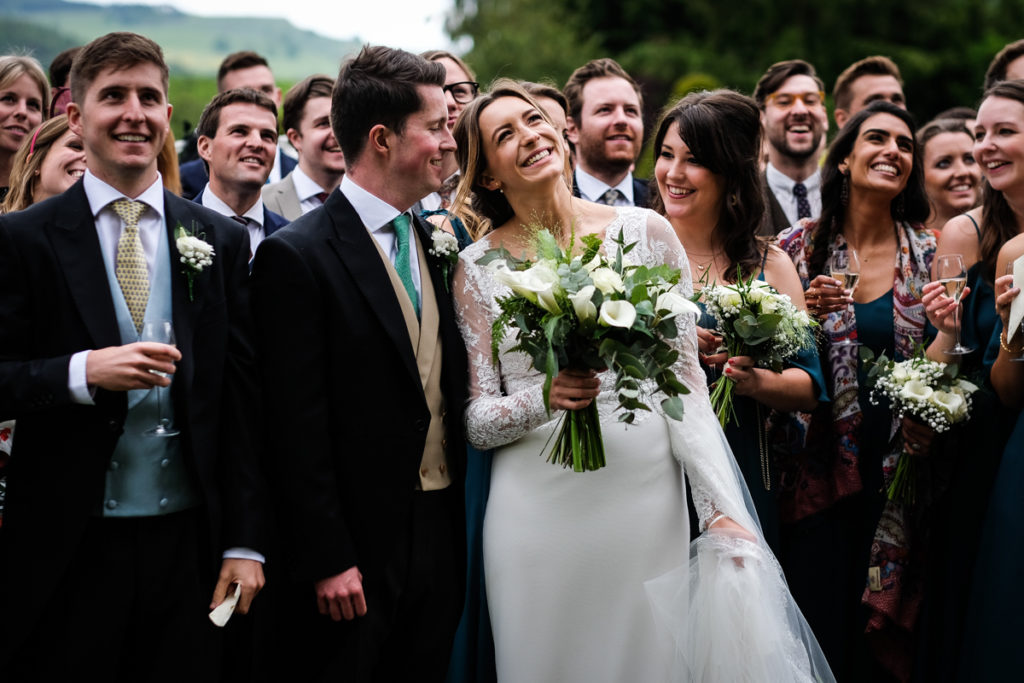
[1006,261,1024,362]
[828,249,861,345]
[936,254,973,356]
[140,320,180,437]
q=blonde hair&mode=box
[0,55,51,121]
[2,115,68,213]
[451,78,572,240]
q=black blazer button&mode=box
[414,419,427,432]
[108,419,120,432]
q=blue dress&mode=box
[956,323,1023,681]
[697,269,827,555]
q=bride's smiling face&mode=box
[477,95,565,194]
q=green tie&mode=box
[111,199,150,333]
[392,213,420,318]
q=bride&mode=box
[449,80,833,683]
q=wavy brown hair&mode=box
[978,80,1024,283]
[2,115,69,213]
[648,89,767,280]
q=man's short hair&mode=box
[49,47,81,88]
[70,32,168,105]
[520,81,569,116]
[832,55,903,111]
[196,88,278,140]
[331,45,445,166]
[217,51,270,91]
[984,39,1024,90]
[282,74,335,133]
[753,59,825,108]
[563,58,643,124]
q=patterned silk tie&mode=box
[315,191,330,204]
[598,188,624,206]
[111,199,150,333]
[392,213,420,318]
[793,182,812,220]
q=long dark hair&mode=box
[649,89,767,279]
[979,80,1024,284]
[809,100,929,278]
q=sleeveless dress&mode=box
[454,207,833,683]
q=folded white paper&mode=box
[208,583,241,627]
[1010,254,1024,344]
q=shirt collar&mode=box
[766,162,820,195]
[201,184,265,227]
[291,165,327,202]
[575,165,634,204]
[82,169,165,221]
[341,174,405,233]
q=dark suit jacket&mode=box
[764,170,795,236]
[572,170,651,208]
[249,189,468,600]
[194,188,290,239]
[0,182,263,660]
[181,150,297,200]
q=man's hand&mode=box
[315,566,367,621]
[210,558,265,614]
[85,342,181,391]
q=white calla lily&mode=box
[599,300,637,328]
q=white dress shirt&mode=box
[340,175,421,303]
[200,184,266,256]
[291,165,330,215]
[766,162,822,226]
[575,166,636,206]
[68,171,167,404]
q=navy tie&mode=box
[793,182,812,220]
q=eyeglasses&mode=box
[765,91,826,109]
[443,81,479,104]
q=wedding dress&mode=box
[453,207,834,683]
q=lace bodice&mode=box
[454,206,737,528]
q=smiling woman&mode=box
[1,115,85,214]
[0,56,50,199]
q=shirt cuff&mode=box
[68,350,95,405]
[223,547,266,564]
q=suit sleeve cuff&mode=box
[223,547,266,564]
[68,350,95,405]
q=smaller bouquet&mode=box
[700,272,818,427]
[863,349,979,504]
[479,228,697,472]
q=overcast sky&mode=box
[72,0,458,53]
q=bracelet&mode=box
[1000,328,1024,355]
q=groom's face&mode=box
[386,84,456,204]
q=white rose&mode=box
[721,287,743,308]
[656,290,699,318]
[570,285,598,322]
[599,300,637,328]
[759,296,779,314]
[899,379,934,402]
[590,267,624,295]
[957,379,979,393]
[891,365,910,382]
[931,390,966,419]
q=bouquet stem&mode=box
[709,374,738,428]
[547,403,606,471]
[886,448,917,505]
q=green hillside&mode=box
[0,0,361,80]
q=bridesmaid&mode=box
[913,82,1024,682]
[648,90,825,555]
[778,100,935,681]
[916,118,980,236]
[0,56,49,201]
[959,232,1024,681]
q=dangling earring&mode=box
[840,172,850,207]
[729,193,739,207]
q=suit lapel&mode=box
[164,192,210,400]
[49,182,121,350]
[324,192,420,384]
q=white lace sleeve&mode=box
[630,211,756,533]
[453,242,554,450]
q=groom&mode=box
[250,45,468,682]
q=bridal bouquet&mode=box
[479,229,697,472]
[700,273,818,427]
[864,349,979,503]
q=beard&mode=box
[577,131,640,178]
[767,123,823,163]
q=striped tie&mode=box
[111,199,149,333]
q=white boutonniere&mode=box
[428,227,460,291]
[175,222,215,301]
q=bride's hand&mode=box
[709,515,758,568]
[549,368,601,411]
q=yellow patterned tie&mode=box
[111,199,150,333]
